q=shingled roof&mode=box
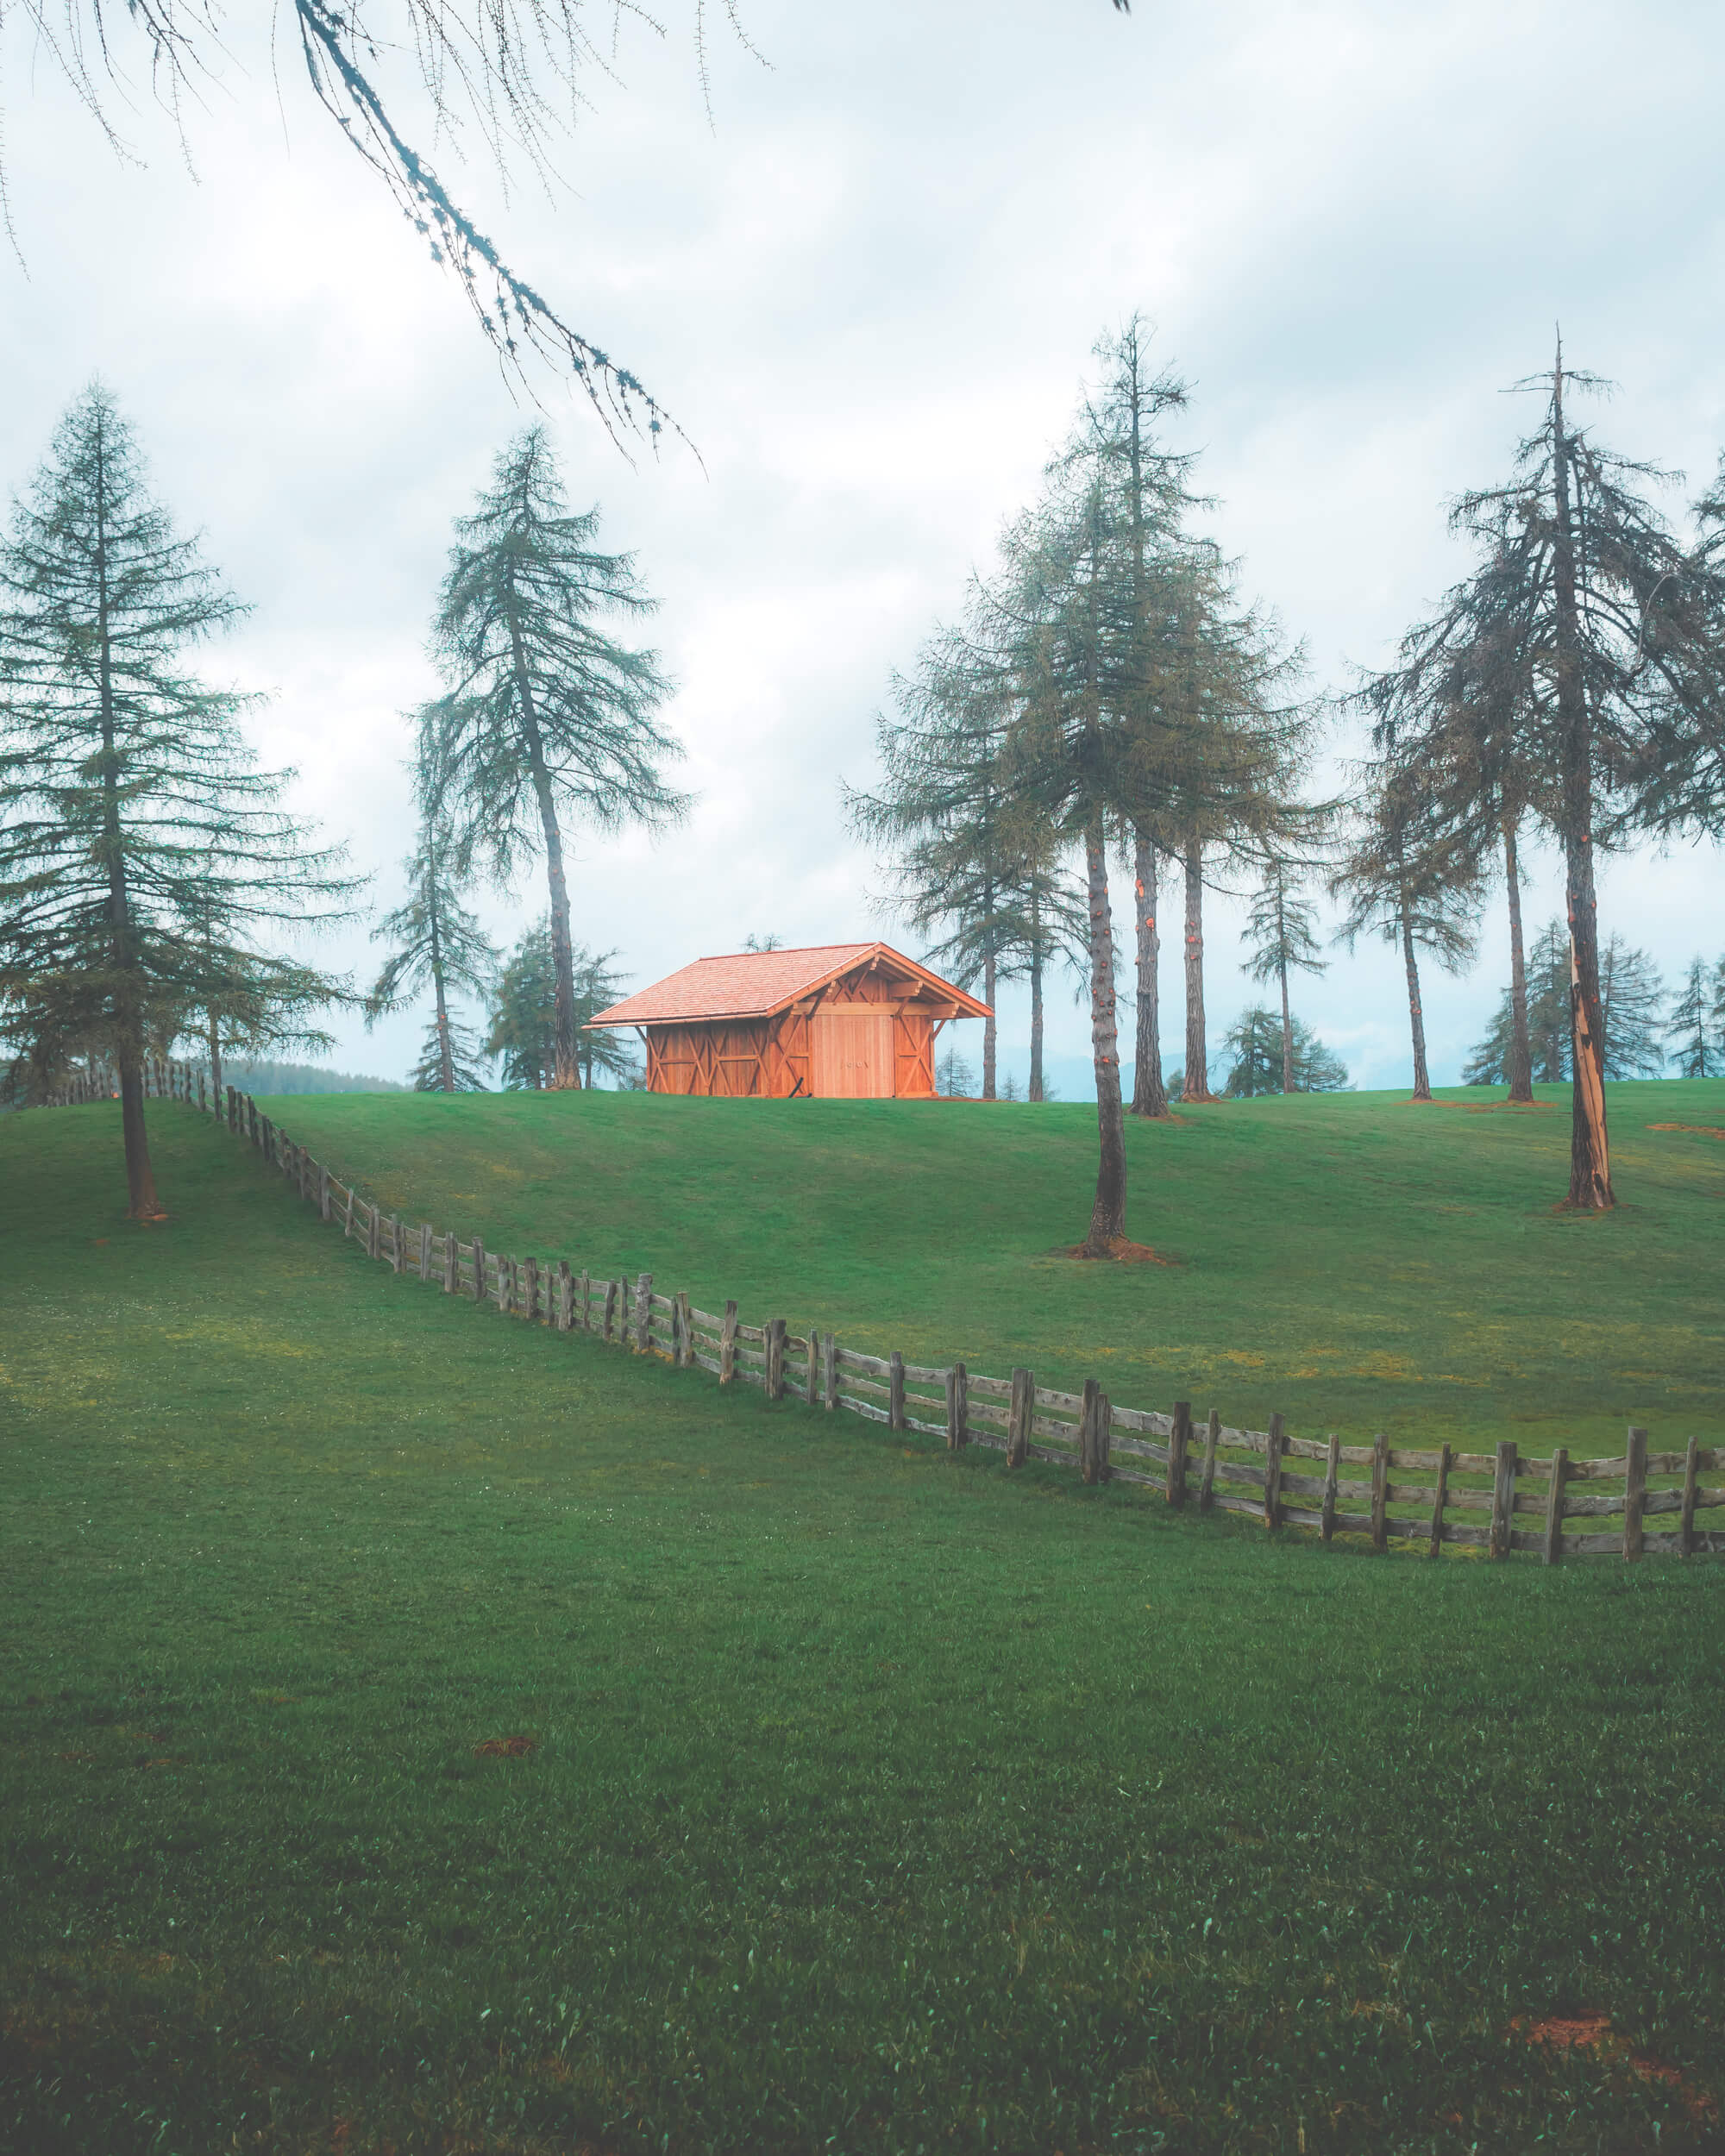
[588,943,991,1027]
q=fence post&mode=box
[634,1274,653,1353]
[1680,1436,1700,1558]
[946,1362,968,1450]
[678,1292,694,1368]
[1488,1440,1517,1560]
[1624,1426,1647,1562]
[823,1332,838,1411]
[1320,1431,1340,1543]
[1007,1369,1032,1469]
[767,1319,787,1401]
[1199,1409,1220,1511]
[524,1257,539,1321]
[317,1166,330,1222]
[1168,1401,1192,1507]
[888,1351,906,1431]
[719,1300,738,1384]
[804,1329,819,1403]
[601,1279,618,1344]
[1542,1446,1568,1565]
[578,1270,591,1332]
[1427,1443,1450,1559]
[1080,1378,1104,1485]
[1371,1432,1390,1551]
[444,1234,459,1295]
[1264,1413,1285,1530]
[559,1263,574,1333]
[367,1204,382,1263]
[391,1214,405,1274]
[343,1184,356,1240]
[471,1236,486,1304]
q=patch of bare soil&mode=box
[472,1734,537,1758]
[1509,2012,1716,2121]
[1057,1238,1174,1265]
[1647,1123,1725,1140]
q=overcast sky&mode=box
[5,0,1724,1094]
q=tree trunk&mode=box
[1181,837,1217,1102]
[427,882,456,1093]
[1083,814,1128,1250]
[1550,364,1613,1207]
[92,405,161,1218]
[1502,814,1534,1104]
[1028,897,1044,1103]
[206,1009,223,1103]
[1400,893,1433,1101]
[1130,830,1167,1116]
[1278,958,1294,1094]
[982,953,997,1100]
[505,601,582,1090]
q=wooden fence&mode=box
[46,1054,1725,1566]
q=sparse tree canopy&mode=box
[1665,955,1725,1081]
[367,799,498,1093]
[1220,1006,1347,1097]
[486,922,635,1089]
[1331,771,1477,1103]
[426,429,686,1089]
[1463,920,1571,1087]
[0,385,357,1213]
[1241,843,1327,1096]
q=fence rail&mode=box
[42,1054,1725,1566]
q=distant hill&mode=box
[223,1056,407,1096]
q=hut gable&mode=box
[588,943,989,1100]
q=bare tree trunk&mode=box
[1502,815,1534,1105]
[1028,897,1045,1103]
[1401,895,1433,1101]
[1130,830,1167,1116]
[982,953,997,1100]
[92,406,161,1218]
[1181,837,1217,1102]
[505,602,582,1090]
[206,1009,223,1103]
[1083,814,1127,1250]
[1279,959,1294,1094]
[427,885,457,1093]
[1550,362,1613,1207]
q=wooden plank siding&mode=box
[639,960,947,1100]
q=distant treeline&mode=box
[221,1058,405,1097]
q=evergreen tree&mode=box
[486,924,558,1090]
[1241,845,1327,1093]
[1461,917,1571,1087]
[1596,936,1665,1079]
[571,949,639,1087]
[1665,956,1723,1079]
[845,624,1083,1101]
[936,1044,976,1098]
[366,800,497,1092]
[1332,775,1478,1100]
[427,431,687,1089]
[0,386,356,1215]
[1220,1006,1347,1096]
[1396,346,1725,1205]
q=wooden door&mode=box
[811,1011,894,1098]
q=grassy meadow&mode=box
[3,1086,1724,2153]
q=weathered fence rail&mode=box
[43,1055,1725,1565]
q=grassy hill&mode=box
[260,1077,1725,1459]
[3,1094,1724,2153]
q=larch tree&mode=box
[1408,346,1725,1204]
[0,386,356,1215]
[1220,1006,1347,1096]
[844,624,1082,1102]
[1331,774,1478,1101]
[1240,845,1327,1094]
[1665,956,1722,1079]
[365,796,498,1093]
[427,429,687,1090]
[1596,937,1666,1079]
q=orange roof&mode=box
[587,942,992,1027]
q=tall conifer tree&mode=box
[427,430,687,1089]
[366,799,498,1092]
[0,387,355,1213]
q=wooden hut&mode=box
[586,942,990,1099]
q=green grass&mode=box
[270,1077,1725,1458]
[3,1093,1724,2154]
